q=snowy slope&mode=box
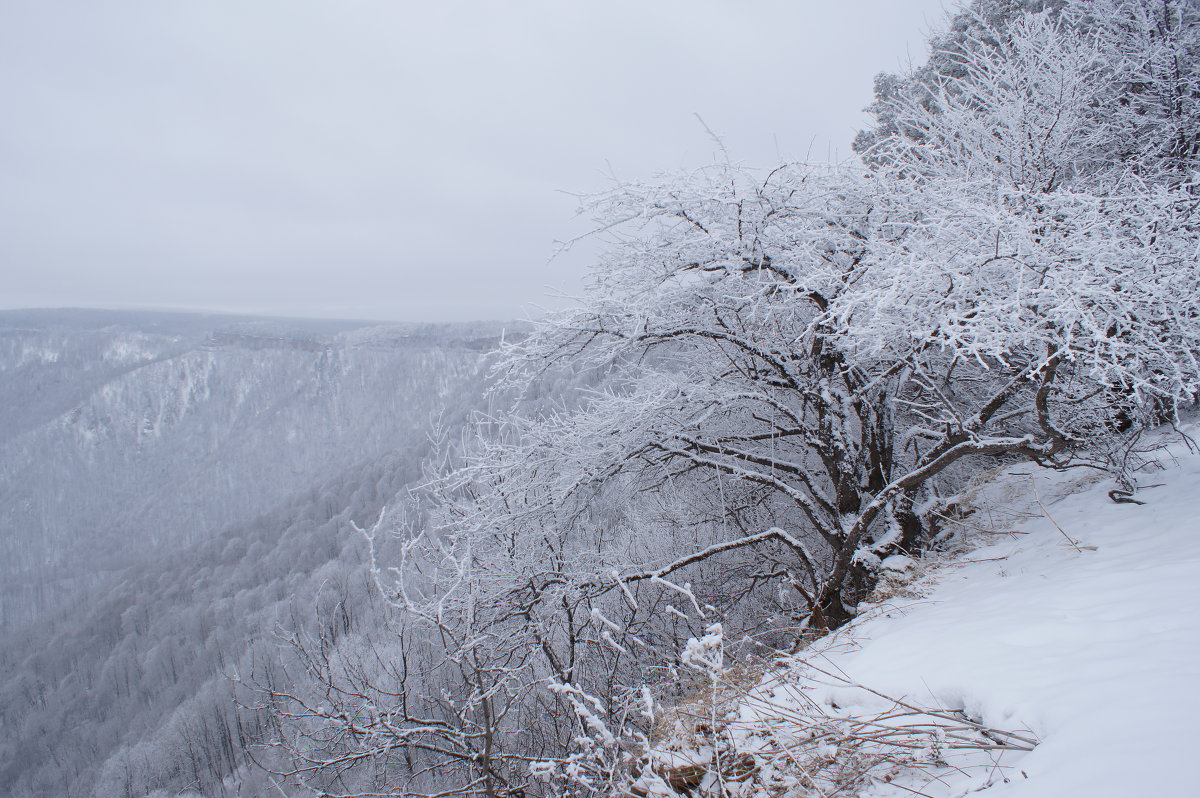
[807,440,1200,798]
[658,427,1200,798]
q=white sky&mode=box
[1,1,951,322]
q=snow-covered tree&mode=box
[433,1,1200,649]
[850,3,1200,444]
[435,0,1197,774]
[283,2,1200,795]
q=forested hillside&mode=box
[0,310,503,796]
[0,309,498,628]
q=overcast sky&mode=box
[1,1,951,323]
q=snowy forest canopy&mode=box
[0,310,504,797]
[3,1,1199,797]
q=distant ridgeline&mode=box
[205,331,330,352]
[0,308,509,627]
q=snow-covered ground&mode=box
[649,426,1200,798]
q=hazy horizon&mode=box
[0,301,522,326]
[3,1,948,322]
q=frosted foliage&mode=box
[845,175,1200,402]
[850,6,1200,407]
